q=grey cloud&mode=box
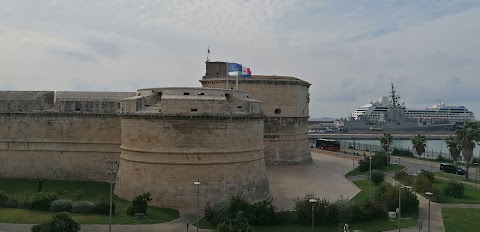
[48,48,96,62]
[86,39,122,59]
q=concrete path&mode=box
[266,150,360,210]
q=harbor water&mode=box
[339,139,480,160]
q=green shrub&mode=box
[414,174,436,195]
[371,170,385,185]
[50,200,73,212]
[0,191,8,208]
[94,201,115,215]
[250,198,277,225]
[205,201,230,226]
[443,181,465,198]
[217,211,255,232]
[72,201,95,214]
[293,194,329,225]
[31,212,80,232]
[18,193,30,209]
[372,152,389,169]
[375,185,419,214]
[358,159,370,172]
[30,192,58,211]
[126,192,152,216]
[436,155,448,162]
[399,188,419,214]
[391,149,414,157]
[420,170,435,182]
[4,193,19,208]
[334,199,354,223]
[54,189,65,196]
[356,200,386,221]
[73,190,83,201]
[228,193,252,222]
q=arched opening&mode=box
[275,108,282,114]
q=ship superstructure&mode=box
[336,82,474,131]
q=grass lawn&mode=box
[345,165,406,177]
[351,180,386,202]
[442,208,480,232]
[431,178,480,204]
[435,172,477,184]
[0,178,179,224]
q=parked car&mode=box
[440,163,466,175]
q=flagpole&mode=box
[226,60,229,89]
[236,71,239,90]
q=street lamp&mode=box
[194,179,201,232]
[393,161,398,187]
[309,198,318,232]
[352,136,356,172]
[106,159,119,232]
[398,185,413,232]
[425,192,434,232]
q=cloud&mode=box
[86,39,122,59]
[0,1,480,118]
[48,47,96,62]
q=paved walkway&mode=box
[267,150,360,210]
[0,210,212,232]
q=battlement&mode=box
[119,87,264,116]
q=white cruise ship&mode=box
[405,102,476,123]
[337,82,476,131]
[351,97,475,125]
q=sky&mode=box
[1,0,479,118]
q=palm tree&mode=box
[445,136,461,163]
[411,134,427,158]
[455,120,480,180]
[379,133,393,153]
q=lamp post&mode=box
[309,198,318,232]
[352,136,356,172]
[393,161,398,187]
[194,179,201,232]
[474,162,479,188]
[106,159,118,232]
[425,192,434,232]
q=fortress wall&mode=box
[200,80,309,117]
[114,116,270,209]
[0,113,121,181]
[264,117,311,165]
[0,91,55,113]
[201,78,312,165]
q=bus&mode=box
[316,139,341,151]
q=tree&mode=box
[411,134,427,158]
[379,133,393,153]
[456,120,480,180]
[445,136,461,162]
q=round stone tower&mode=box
[200,62,312,165]
[114,87,270,209]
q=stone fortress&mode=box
[0,62,310,209]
